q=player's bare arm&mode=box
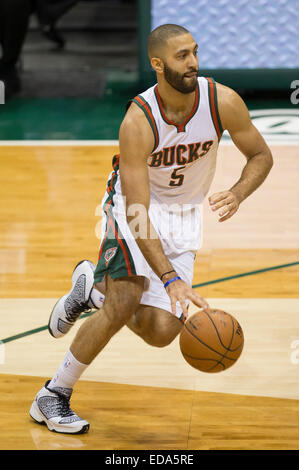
[119,103,209,316]
[209,84,273,222]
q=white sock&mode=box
[88,287,105,309]
[48,350,88,390]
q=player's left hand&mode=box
[208,190,241,222]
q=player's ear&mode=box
[151,57,164,74]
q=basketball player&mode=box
[30,24,273,434]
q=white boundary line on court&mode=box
[221,139,299,146]
[0,139,298,146]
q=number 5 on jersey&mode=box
[169,166,185,187]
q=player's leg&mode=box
[48,173,151,339]
[125,228,197,346]
[70,275,144,364]
[30,274,144,434]
[127,304,183,347]
[126,249,195,346]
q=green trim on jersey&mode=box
[130,95,159,152]
[206,77,224,141]
[154,81,200,133]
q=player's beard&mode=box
[163,61,198,94]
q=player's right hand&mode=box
[164,277,209,319]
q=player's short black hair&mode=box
[148,24,190,59]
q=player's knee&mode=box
[143,327,179,348]
[134,306,183,348]
[95,276,143,328]
[101,295,140,331]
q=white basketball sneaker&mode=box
[48,260,104,338]
[30,380,89,434]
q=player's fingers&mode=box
[210,191,239,208]
[210,198,236,213]
[210,199,228,211]
[179,312,188,324]
[209,191,230,205]
[178,296,188,317]
[170,297,177,316]
[190,291,209,309]
[211,194,237,210]
[219,213,233,222]
[218,204,232,217]
[219,206,238,222]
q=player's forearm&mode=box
[230,149,273,203]
[136,234,175,280]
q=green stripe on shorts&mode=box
[94,165,136,283]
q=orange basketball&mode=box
[179,308,244,373]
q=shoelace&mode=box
[65,300,91,322]
[52,396,75,417]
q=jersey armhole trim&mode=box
[129,96,159,152]
[206,77,224,141]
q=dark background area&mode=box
[0,0,293,140]
[20,0,138,98]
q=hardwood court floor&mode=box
[0,143,298,298]
[0,143,298,450]
[1,374,299,450]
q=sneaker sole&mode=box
[48,297,61,338]
[48,295,73,338]
[29,400,89,435]
[71,259,95,285]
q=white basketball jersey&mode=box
[111,76,223,254]
[131,76,223,206]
